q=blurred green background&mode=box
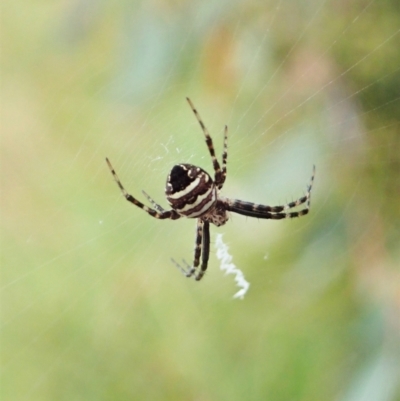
[2,0,400,400]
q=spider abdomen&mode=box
[165,164,217,218]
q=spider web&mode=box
[2,1,400,400]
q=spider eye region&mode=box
[165,164,216,217]
[167,164,198,192]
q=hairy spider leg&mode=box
[172,218,204,278]
[105,158,180,220]
[195,221,210,281]
[218,125,228,189]
[142,190,166,213]
[226,165,315,219]
[186,97,225,187]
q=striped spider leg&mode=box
[172,219,210,281]
[224,165,316,219]
[186,97,228,190]
[105,158,181,220]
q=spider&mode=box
[106,98,315,281]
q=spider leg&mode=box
[172,219,203,278]
[195,221,210,281]
[186,97,224,185]
[142,190,166,213]
[217,125,228,190]
[171,258,192,276]
[226,201,309,219]
[106,158,180,220]
[226,165,315,220]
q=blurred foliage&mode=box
[2,0,400,400]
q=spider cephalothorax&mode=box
[106,98,315,281]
